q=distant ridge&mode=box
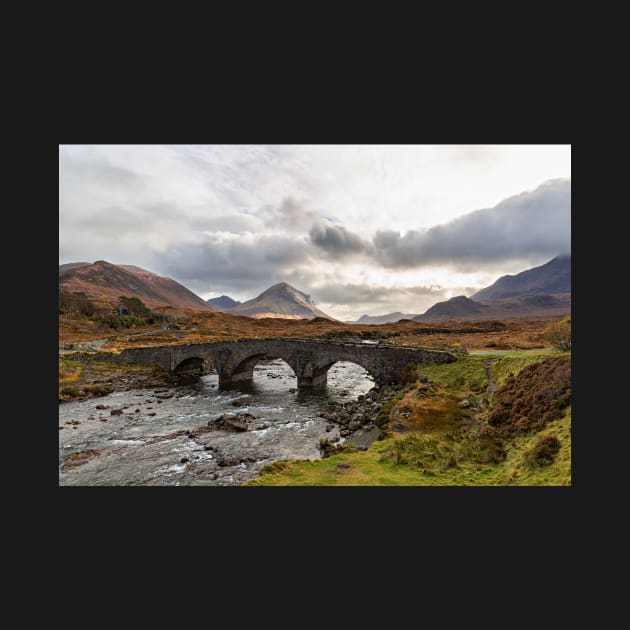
[356,312,418,325]
[207,295,241,311]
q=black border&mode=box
[50,92,578,550]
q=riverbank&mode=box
[246,350,571,486]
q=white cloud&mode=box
[59,144,571,320]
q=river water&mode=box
[58,360,375,486]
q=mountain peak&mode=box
[59,261,215,311]
[230,282,333,320]
[471,255,571,302]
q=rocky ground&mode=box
[316,385,401,455]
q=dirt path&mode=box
[484,359,498,398]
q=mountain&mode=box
[414,293,571,322]
[207,295,241,311]
[415,296,491,322]
[356,312,418,325]
[471,255,571,301]
[59,261,216,311]
[59,262,90,273]
[230,282,334,320]
[414,255,572,322]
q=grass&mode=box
[58,355,166,401]
[246,407,571,486]
[246,351,571,486]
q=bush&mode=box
[525,435,561,468]
[544,316,571,351]
[118,296,151,317]
[486,355,571,435]
[59,289,98,316]
[398,365,419,385]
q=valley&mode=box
[58,145,571,488]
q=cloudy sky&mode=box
[59,145,571,320]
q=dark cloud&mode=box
[157,234,313,296]
[372,179,570,268]
[309,222,372,257]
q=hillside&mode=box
[59,261,215,311]
[59,262,90,273]
[356,312,418,325]
[230,282,334,320]
[472,255,571,301]
[247,351,571,486]
[207,295,241,311]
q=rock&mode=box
[458,400,470,408]
[231,398,248,407]
[418,374,429,383]
[180,457,189,463]
[337,464,351,469]
[148,412,157,416]
[59,426,64,430]
[211,413,255,432]
[157,400,163,404]
[135,409,140,413]
[110,409,124,416]
[95,404,108,410]
[99,418,108,422]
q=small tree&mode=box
[118,296,151,317]
[544,316,571,351]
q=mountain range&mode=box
[59,254,570,322]
[59,261,216,311]
[413,255,571,322]
[354,255,571,323]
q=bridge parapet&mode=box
[117,338,456,389]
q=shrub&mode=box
[59,289,98,316]
[525,435,561,468]
[398,365,419,385]
[543,316,571,351]
[486,355,571,435]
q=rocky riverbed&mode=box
[59,359,387,486]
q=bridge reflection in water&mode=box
[117,338,457,390]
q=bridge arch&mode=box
[306,356,379,388]
[220,351,300,387]
[173,356,214,382]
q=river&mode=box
[58,360,375,486]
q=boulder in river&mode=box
[210,413,257,432]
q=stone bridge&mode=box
[117,338,456,389]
